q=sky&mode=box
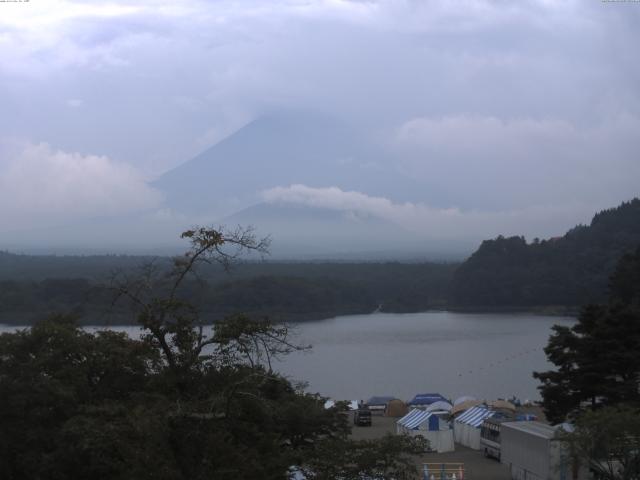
[0,0,639,251]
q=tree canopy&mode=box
[452,198,640,308]
[563,405,640,480]
[0,226,425,479]
[534,246,640,423]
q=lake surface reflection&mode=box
[0,311,573,403]
[276,311,573,402]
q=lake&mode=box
[0,311,573,403]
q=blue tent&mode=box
[407,393,447,407]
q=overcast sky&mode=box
[0,0,639,244]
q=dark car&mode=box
[353,408,372,426]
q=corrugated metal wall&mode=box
[501,426,550,480]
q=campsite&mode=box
[340,393,586,480]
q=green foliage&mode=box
[0,227,423,480]
[0,263,455,325]
[0,314,163,479]
[564,406,640,480]
[301,434,427,480]
[534,246,640,423]
[452,198,640,307]
[2,198,638,316]
[609,246,640,307]
[0,313,354,479]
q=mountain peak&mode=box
[151,111,395,217]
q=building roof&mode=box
[483,416,514,426]
[501,421,557,439]
[408,393,447,406]
[455,406,495,427]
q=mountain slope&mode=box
[451,198,640,307]
[222,202,465,259]
[152,111,417,217]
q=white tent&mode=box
[324,400,359,410]
[453,395,476,405]
[396,409,454,453]
[454,406,495,450]
[426,400,453,413]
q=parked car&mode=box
[354,408,372,426]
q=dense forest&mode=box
[1,198,639,324]
[451,198,640,308]
[0,258,455,324]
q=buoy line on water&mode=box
[456,347,541,378]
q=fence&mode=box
[422,462,465,480]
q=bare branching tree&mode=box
[110,225,307,379]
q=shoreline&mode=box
[0,306,577,327]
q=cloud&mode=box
[1,0,638,172]
[391,113,640,210]
[0,0,638,242]
[396,115,577,154]
[262,184,594,240]
[66,98,83,108]
[263,183,448,222]
[0,142,162,231]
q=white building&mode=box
[500,421,590,480]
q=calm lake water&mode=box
[0,311,573,403]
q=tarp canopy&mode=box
[488,399,516,411]
[385,399,409,417]
[453,395,477,405]
[408,393,447,406]
[426,400,453,412]
[397,409,439,431]
[451,399,483,415]
[367,396,395,407]
[455,406,495,427]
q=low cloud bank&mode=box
[263,184,595,240]
[0,142,162,232]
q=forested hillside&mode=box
[0,259,456,324]
[2,199,638,321]
[451,199,640,308]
